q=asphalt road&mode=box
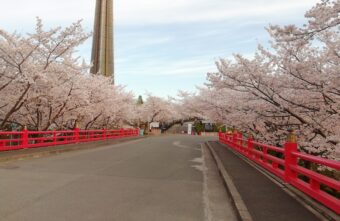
[0,135,235,221]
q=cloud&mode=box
[118,35,172,51]
[116,55,218,77]
[116,0,319,25]
[0,0,94,22]
[0,0,320,28]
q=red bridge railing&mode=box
[0,128,140,151]
[219,132,340,214]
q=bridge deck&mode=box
[209,141,321,221]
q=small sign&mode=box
[150,122,160,129]
[188,124,192,135]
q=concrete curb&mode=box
[217,142,339,221]
[205,142,254,221]
[0,137,145,163]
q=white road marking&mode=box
[173,141,201,151]
[172,141,190,149]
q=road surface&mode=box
[0,135,236,221]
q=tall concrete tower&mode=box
[91,0,114,83]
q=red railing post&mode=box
[239,132,244,151]
[53,130,57,145]
[247,136,254,158]
[120,128,124,138]
[103,129,107,140]
[232,131,238,149]
[284,130,298,183]
[310,179,320,192]
[234,131,242,151]
[226,132,232,144]
[22,126,29,148]
[74,127,80,143]
[90,131,93,141]
[263,146,268,164]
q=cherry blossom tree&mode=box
[139,94,180,124]
[0,19,136,131]
[188,0,340,159]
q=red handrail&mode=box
[0,128,140,152]
[218,132,340,214]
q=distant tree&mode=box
[194,121,204,133]
[139,95,178,123]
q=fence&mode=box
[0,128,140,151]
[219,132,340,214]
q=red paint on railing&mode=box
[0,128,140,152]
[219,132,340,214]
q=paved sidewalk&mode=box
[0,137,144,162]
[209,141,321,221]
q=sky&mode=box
[0,0,320,97]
